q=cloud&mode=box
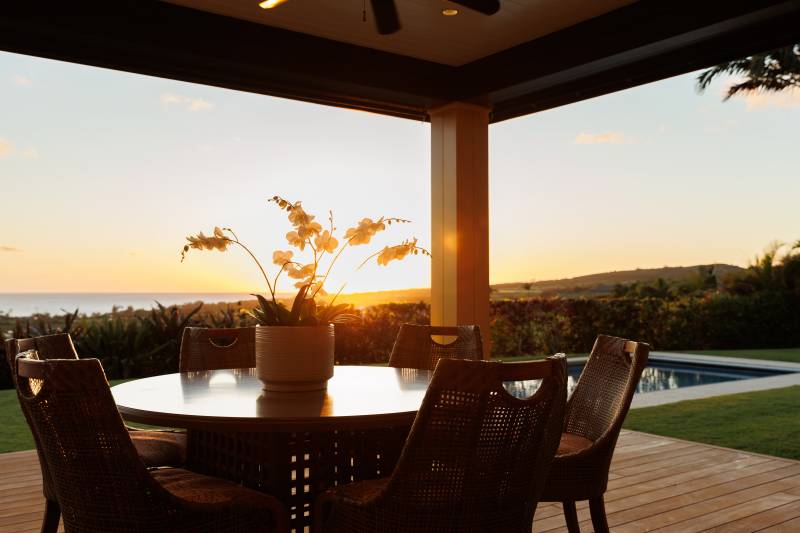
[736,89,800,110]
[11,74,32,86]
[0,139,39,159]
[188,98,213,111]
[0,246,22,252]
[0,138,14,157]
[160,92,214,111]
[160,93,183,105]
[20,147,39,159]
[574,132,630,145]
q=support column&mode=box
[429,102,491,358]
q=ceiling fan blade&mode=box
[451,0,500,15]
[370,0,401,35]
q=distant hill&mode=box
[492,263,745,298]
[333,264,745,304]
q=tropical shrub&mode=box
[2,289,798,389]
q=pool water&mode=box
[503,360,788,398]
[578,361,784,394]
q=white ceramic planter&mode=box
[255,324,335,391]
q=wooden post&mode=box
[429,102,491,358]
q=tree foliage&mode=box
[697,44,800,98]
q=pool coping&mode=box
[650,351,800,373]
[565,351,800,409]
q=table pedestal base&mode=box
[187,425,411,532]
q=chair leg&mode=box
[562,501,580,533]
[589,496,610,533]
[41,499,60,533]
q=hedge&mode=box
[2,292,798,389]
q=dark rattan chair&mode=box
[14,352,288,533]
[5,333,187,533]
[316,355,567,532]
[387,324,483,370]
[179,327,256,372]
[541,334,651,533]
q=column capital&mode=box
[428,101,491,118]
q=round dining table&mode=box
[112,365,433,532]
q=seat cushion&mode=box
[130,430,187,467]
[322,477,389,506]
[151,468,286,532]
[557,432,594,455]
[152,468,278,508]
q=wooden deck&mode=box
[2,430,799,532]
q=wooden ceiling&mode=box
[164,0,637,66]
[2,0,799,122]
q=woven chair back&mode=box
[14,354,181,531]
[379,355,567,531]
[5,333,78,503]
[179,327,256,372]
[388,324,483,370]
[5,333,78,374]
[564,334,650,444]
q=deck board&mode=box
[1,430,798,532]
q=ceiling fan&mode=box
[370,0,501,35]
[258,0,501,36]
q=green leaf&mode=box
[317,303,357,323]
[276,305,291,324]
[253,294,277,325]
[299,316,319,326]
[289,285,310,325]
[301,297,316,321]
[178,302,204,329]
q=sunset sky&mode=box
[2,50,799,294]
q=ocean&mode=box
[0,293,255,317]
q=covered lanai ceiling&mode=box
[164,0,637,66]
[2,0,799,121]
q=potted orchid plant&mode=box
[181,195,429,391]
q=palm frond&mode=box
[696,44,800,99]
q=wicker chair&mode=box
[5,334,187,533]
[14,352,288,533]
[179,327,256,372]
[541,335,650,533]
[387,324,483,370]
[316,355,567,532]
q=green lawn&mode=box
[675,347,800,364]
[625,385,800,460]
[0,379,144,454]
[0,386,32,453]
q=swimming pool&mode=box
[503,359,791,397]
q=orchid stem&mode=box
[313,240,352,298]
[231,240,275,300]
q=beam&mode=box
[429,103,491,358]
[0,1,453,121]
[459,0,800,121]
[2,1,799,124]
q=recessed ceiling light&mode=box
[442,8,459,16]
[258,0,288,9]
